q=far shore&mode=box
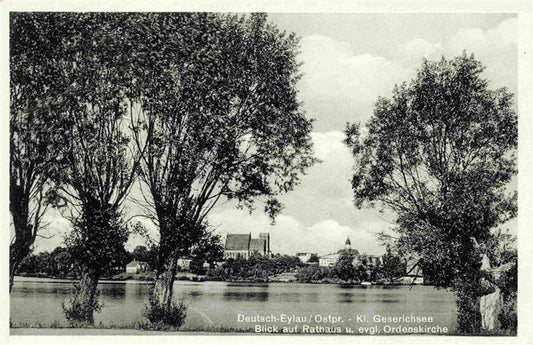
[14,275,428,286]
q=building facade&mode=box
[319,253,340,267]
[223,232,271,259]
[177,257,192,270]
[125,260,150,274]
[296,252,318,264]
[318,237,366,267]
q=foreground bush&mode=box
[62,284,102,325]
[142,293,187,331]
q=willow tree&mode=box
[344,54,517,333]
[128,13,316,327]
[30,13,141,324]
[9,13,68,292]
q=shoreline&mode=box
[13,275,429,287]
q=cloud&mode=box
[298,35,411,132]
[311,131,347,161]
[447,17,516,55]
[209,208,386,256]
[396,38,444,65]
[298,18,517,134]
[395,17,517,93]
[447,17,517,93]
[305,131,353,198]
[209,130,392,256]
[21,209,71,253]
[277,131,354,225]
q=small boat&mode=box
[360,281,372,286]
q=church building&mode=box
[223,232,271,259]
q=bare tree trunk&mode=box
[9,256,20,293]
[63,267,100,324]
[9,239,31,293]
[144,255,187,329]
[152,257,177,309]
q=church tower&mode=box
[345,237,351,252]
[259,232,271,258]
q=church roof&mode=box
[250,238,266,252]
[224,233,251,250]
[337,248,360,256]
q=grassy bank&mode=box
[10,320,254,333]
[9,321,515,336]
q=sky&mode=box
[31,13,518,257]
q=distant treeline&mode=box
[296,251,406,284]
[17,245,157,279]
[17,245,407,284]
[205,250,406,284]
[205,254,302,280]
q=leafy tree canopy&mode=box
[344,54,517,288]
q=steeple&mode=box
[345,237,351,251]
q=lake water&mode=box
[10,277,457,334]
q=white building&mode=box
[177,257,192,270]
[296,252,317,264]
[318,237,355,267]
[125,260,150,274]
[319,253,340,267]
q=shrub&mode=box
[62,286,102,325]
[142,293,187,331]
[497,258,517,333]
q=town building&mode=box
[177,257,192,270]
[296,252,318,264]
[125,260,150,274]
[319,253,340,267]
[223,232,271,259]
[319,237,367,267]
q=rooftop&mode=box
[224,233,251,251]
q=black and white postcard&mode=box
[2,1,532,344]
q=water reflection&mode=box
[188,290,203,299]
[303,292,319,303]
[16,284,72,295]
[223,291,269,302]
[226,283,270,288]
[381,299,400,303]
[337,292,353,304]
[102,286,126,298]
[10,279,457,332]
[275,292,301,303]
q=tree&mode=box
[33,13,141,324]
[9,12,65,292]
[127,13,316,327]
[355,263,370,282]
[335,253,356,282]
[344,54,517,333]
[381,246,406,284]
[132,246,149,262]
[188,258,207,276]
[190,232,224,266]
[308,254,319,263]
